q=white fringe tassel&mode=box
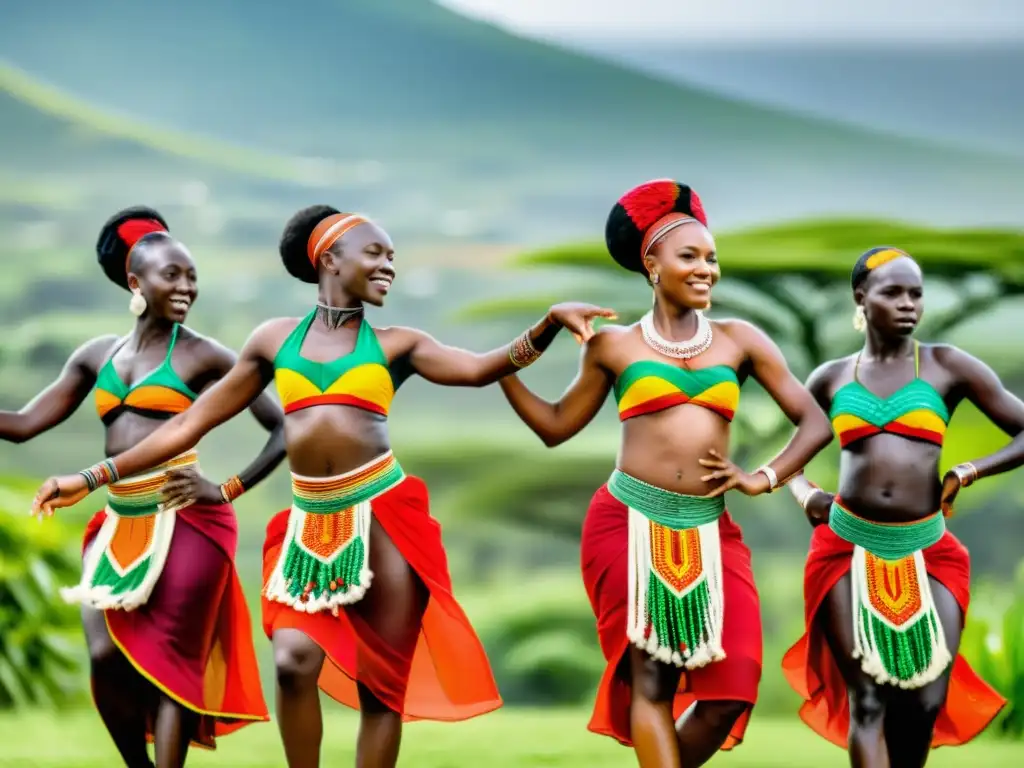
[626,508,726,669]
[61,507,177,612]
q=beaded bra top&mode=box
[613,360,740,422]
[830,341,949,448]
[94,324,197,426]
[273,309,398,417]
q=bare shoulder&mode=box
[927,342,992,381]
[712,317,768,344]
[75,334,122,370]
[372,325,425,358]
[807,356,853,392]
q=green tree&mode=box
[0,476,85,709]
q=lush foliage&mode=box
[0,476,86,709]
[960,565,1024,738]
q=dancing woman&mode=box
[782,247,1010,767]
[31,205,615,768]
[497,180,834,767]
[4,208,279,766]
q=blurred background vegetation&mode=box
[2,0,1024,761]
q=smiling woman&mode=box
[497,178,834,768]
[1,206,286,767]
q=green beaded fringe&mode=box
[645,576,711,658]
[277,535,366,603]
[857,604,942,683]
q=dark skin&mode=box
[788,256,1024,768]
[32,220,615,768]
[499,222,834,768]
[4,238,285,768]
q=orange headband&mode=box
[865,248,908,271]
[307,213,369,267]
[640,212,700,268]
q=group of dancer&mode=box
[13,179,1021,767]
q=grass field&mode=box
[1,708,1020,767]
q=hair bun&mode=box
[96,206,170,289]
[605,180,706,273]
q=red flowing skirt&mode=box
[261,475,502,721]
[781,523,1006,748]
[83,502,269,749]
[580,484,762,749]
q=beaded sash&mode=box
[61,451,198,611]
[609,470,726,669]
[830,501,952,688]
[263,451,404,615]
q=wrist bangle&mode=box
[508,328,542,369]
[798,486,819,510]
[220,476,245,503]
[756,465,778,492]
[79,458,119,492]
[952,462,978,487]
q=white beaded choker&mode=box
[640,310,713,359]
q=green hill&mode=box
[2,0,1024,243]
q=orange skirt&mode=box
[781,523,1006,748]
[261,475,502,721]
[580,484,762,749]
[83,502,269,749]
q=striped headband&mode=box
[307,213,371,267]
[640,212,700,263]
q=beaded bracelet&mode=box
[508,329,541,368]
[79,458,120,493]
[220,476,245,503]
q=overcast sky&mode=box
[438,0,1024,41]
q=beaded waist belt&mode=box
[107,451,200,518]
[60,451,199,612]
[610,469,726,670]
[608,469,724,529]
[829,499,952,689]
[828,499,944,561]
[264,451,405,615]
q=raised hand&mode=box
[547,303,618,344]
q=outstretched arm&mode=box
[0,335,116,443]
[163,339,287,508]
[32,323,279,515]
[499,329,614,447]
[396,302,616,388]
[702,321,833,498]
